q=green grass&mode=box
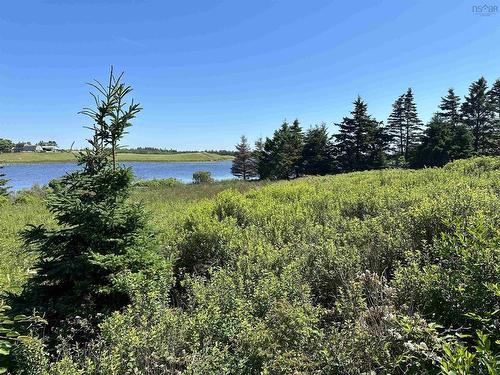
[0,151,233,164]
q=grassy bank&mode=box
[0,151,233,164]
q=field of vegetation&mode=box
[1,156,498,374]
[0,152,232,164]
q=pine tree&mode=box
[487,79,500,155]
[254,137,270,179]
[256,120,303,180]
[270,121,293,180]
[387,94,405,156]
[334,97,386,172]
[402,88,423,158]
[300,123,334,175]
[289,119,304,178]
[231,135,257,180]
[461,77,495,154]
[0,164,9,196]
[434,88,473,162]
[439,88,461,128]
[413,115,453,167]
[16,68,168,341]
[387,89,423,162]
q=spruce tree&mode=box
[270,121,293,180]
[334,97,386,172]
[387,89,422,162]
[231,135,257,180]
[254,137,270,179]
[17,68,166,340]
[387,94,405,156]
[413,115,453,167]
[300,123,334,175]
[289,119,304,178]
[0,165,9,196]
[487,79,500,155]
[461,77,495,154]
[257,120,303,180]
[439,88,461,128]
[435,88,473,162]
[402,88,423,158]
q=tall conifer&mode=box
[300,123,334,175]
[334,97,386,172]
[461,77,495,154]
[17,68,168,341]
[231,135,257,180]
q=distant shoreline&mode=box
[0,152,233,164]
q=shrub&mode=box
[192,171,214,184]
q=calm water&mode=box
[2,161,233,191]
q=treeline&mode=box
[231,77,500,180]
[119,147,236,156]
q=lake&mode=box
[2,161,233,191]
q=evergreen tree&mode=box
[256,120,303,180]
[487,79,500,155]
[461,77,495,154]
[450,123,474,160]
[16,68,168,341]
[289,119,304,178]
[334,97,386,172]
[231,135,257,180]
[402,88,423,158]
[254,137,270,179]
[434,88,474,162]
[300,123,334,175]
[387,89,422,162]
[387,94,405,156]
[438,88,461,128]
[0,164,9,196]
[413,115,453,167]
[268,121,293,180]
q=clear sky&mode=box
[1,0,499,150]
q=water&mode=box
[2,161,233,191]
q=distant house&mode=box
[40,145,61,152]
[11,143,43,152]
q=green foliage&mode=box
[300,123,335,175]
[12,68,169,346]
[231,135,257,180]
[0,300,46,374]
[256,120,304,180]
[413,115,473,167]
[0,139,13,154]
[334,96,388,171]
[462,77,498,155]
[3,156,500,373]
[192,171,214,184]
[387,88,423,161]
[134,178,182,189]
[0,165,9,196]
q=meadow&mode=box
[1,157,499,374]
[0,152,233,164]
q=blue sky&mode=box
[1,0,499,150]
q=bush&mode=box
[7,156,500,373]
[192,171,214,184]
[134,178,182,188]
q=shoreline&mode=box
[0,152,233,164]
